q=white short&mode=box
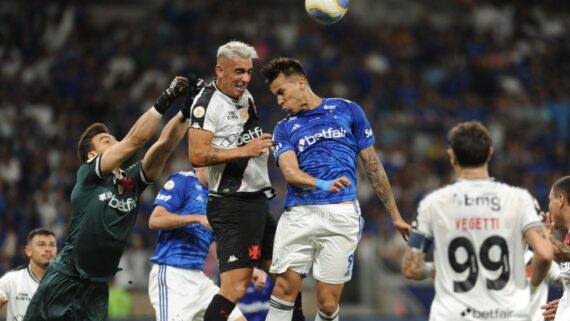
[148,264,244,321]
[269,202,363,284]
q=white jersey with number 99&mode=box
[415,178,541,321]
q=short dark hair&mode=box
[261,57,306,85]
[552,176,570,199]
[77,123,109,162]
[27,228,55,244]
[448,121,492,167]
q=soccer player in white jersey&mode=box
[540,176,570,320]
[188,41,308,321]
[401,121,553,321]
[260,57,411,321]
[0,228,57,321]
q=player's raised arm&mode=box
[524,225,553,288]
[277,150,350,192]
[99,76,189,176]
[142,77,202,182]
[358,146,411,239]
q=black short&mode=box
[207,193,276,273]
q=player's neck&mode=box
[303,93,323,111]
[28,262,48,281]
[456,167,489,180]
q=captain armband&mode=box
[408,231,433,253]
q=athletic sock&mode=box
[292,291,305,321]
[315,306,340,321]
[204,294,235,321]
[265,295,295,321]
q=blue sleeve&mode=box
[153,173,186,213]
[272,121,295,166]
[348,101,376,151]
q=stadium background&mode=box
[0,0,569,319]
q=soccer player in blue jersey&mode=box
[148,167,245,321]
[148,166,274,321]
[260,57,411,321]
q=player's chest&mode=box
[287,114,351,150]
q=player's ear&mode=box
[24,245,32,258]
[447,147,456,166]
[487,147,494,162]
[215,64,223,78]
[87,150,98,160]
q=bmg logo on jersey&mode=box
[297,127,347,152]
[453,193,501,211]
[460,307,513,319]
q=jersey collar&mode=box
[27,265,40,284]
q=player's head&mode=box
[261,57,311,114]
[77,123,117,162]
[447,121,493,169]
[25,228,57,268]
[215,41,258,99]
[549,176,570,229]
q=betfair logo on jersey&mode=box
[460,307,513,319]
[99,191,137,213]
[297,127,347,152]
[220,127,263,148]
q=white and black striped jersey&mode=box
[414,178,542,321]
[189,81,271,195]
[0,265,41,321]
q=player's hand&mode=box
[154,76,190,115]
[542,211,555,235]
[541,298,559,320]
[181,75,205,120]
[0,289,7,307]
[314,176,351,192]
[197,216,212,231]
[394,218,411,241]
[252,268,267,290]
[242,133,274,157]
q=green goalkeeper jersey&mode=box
[51,155,151,282]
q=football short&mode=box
[23,267,109,321]
[208,193,276,273]
[270,202,363,284]
[149,264,244,321]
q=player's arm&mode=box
[0,275,10,307]
[187,129,273,167]
[401,232,435,280]
[358,146,411,239]
[524,225,554,288]
[141,116,188,182]
[277,150,350,192]
[99,76,189,176]
[149,205,211,230]
[142,77,203,181]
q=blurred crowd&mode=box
[0,0,569,312]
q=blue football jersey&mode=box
[273,98,375,207]
[149,171,214,270]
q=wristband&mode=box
[315,179,334,191]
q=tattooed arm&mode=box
[187,129,273,167]
[525,225,554,287]
[401,247,435,280]
[359,146,411,239]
